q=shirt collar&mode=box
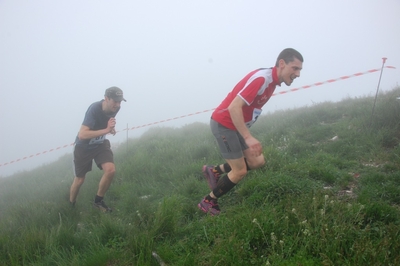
[272,66,281,86]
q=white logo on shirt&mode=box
[245,108,262,128]
[88,135,106,145]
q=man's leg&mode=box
[70,176,85,204]
[200,118,266,214]
[209,157,245,199]
[202,163,230,190]
[202,119,237,190]
[204,159,257,190]
[209,152,265,198]
[199,119,246,215]
[92,140,115,212]
[70,144,91,205]
[96,162,115,197]
[93,162,115,212]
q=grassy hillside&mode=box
[1,87,400,265]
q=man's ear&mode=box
[278,58,286,68]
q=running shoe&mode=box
[93,200,112,213]
[198,197,221,216]
[202,165,220,190]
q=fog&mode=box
[1,0,399,177]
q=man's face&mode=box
[278,58,303,86]
[104,97,122,114]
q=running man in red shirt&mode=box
[198,48,303,216]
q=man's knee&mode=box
[247,156,265,170]
[102,163,116,176]
[73,176,85,186]
[229,166,248,183]
[105,168,116,177]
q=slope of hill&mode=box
[1,87,400,265]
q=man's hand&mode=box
[107,118,116,134]
[245,136,262,157]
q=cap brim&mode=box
[111,97,126,102]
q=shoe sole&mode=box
[93,204,112,213]
[197,202,220,216]
[202,165,217,190]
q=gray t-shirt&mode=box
[74,100,119,149]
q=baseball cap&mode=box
[105,86,126,102]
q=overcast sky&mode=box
[1,0,399,177]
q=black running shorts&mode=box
[73,139,114,177]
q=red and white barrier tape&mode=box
[1,144,75,167]
[273,66,396,96]
[0,66,396,168]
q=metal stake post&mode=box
[369,57,387,128]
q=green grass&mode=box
[1,87,400,265]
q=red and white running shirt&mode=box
[212,67,280,130]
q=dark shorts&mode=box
[73,139,114,177]
[210,118,248,160]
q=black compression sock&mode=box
[205,195,214,201]
[216,163,231,174]
[95,195,103,203]
[216,160,249,174]
[214,165,223,175]
[213,175,236,198]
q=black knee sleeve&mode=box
[212,175,236,198]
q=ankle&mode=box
[94,195,104,203]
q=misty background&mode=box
[1,0,399,177]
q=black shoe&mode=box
[93,200,112,213]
